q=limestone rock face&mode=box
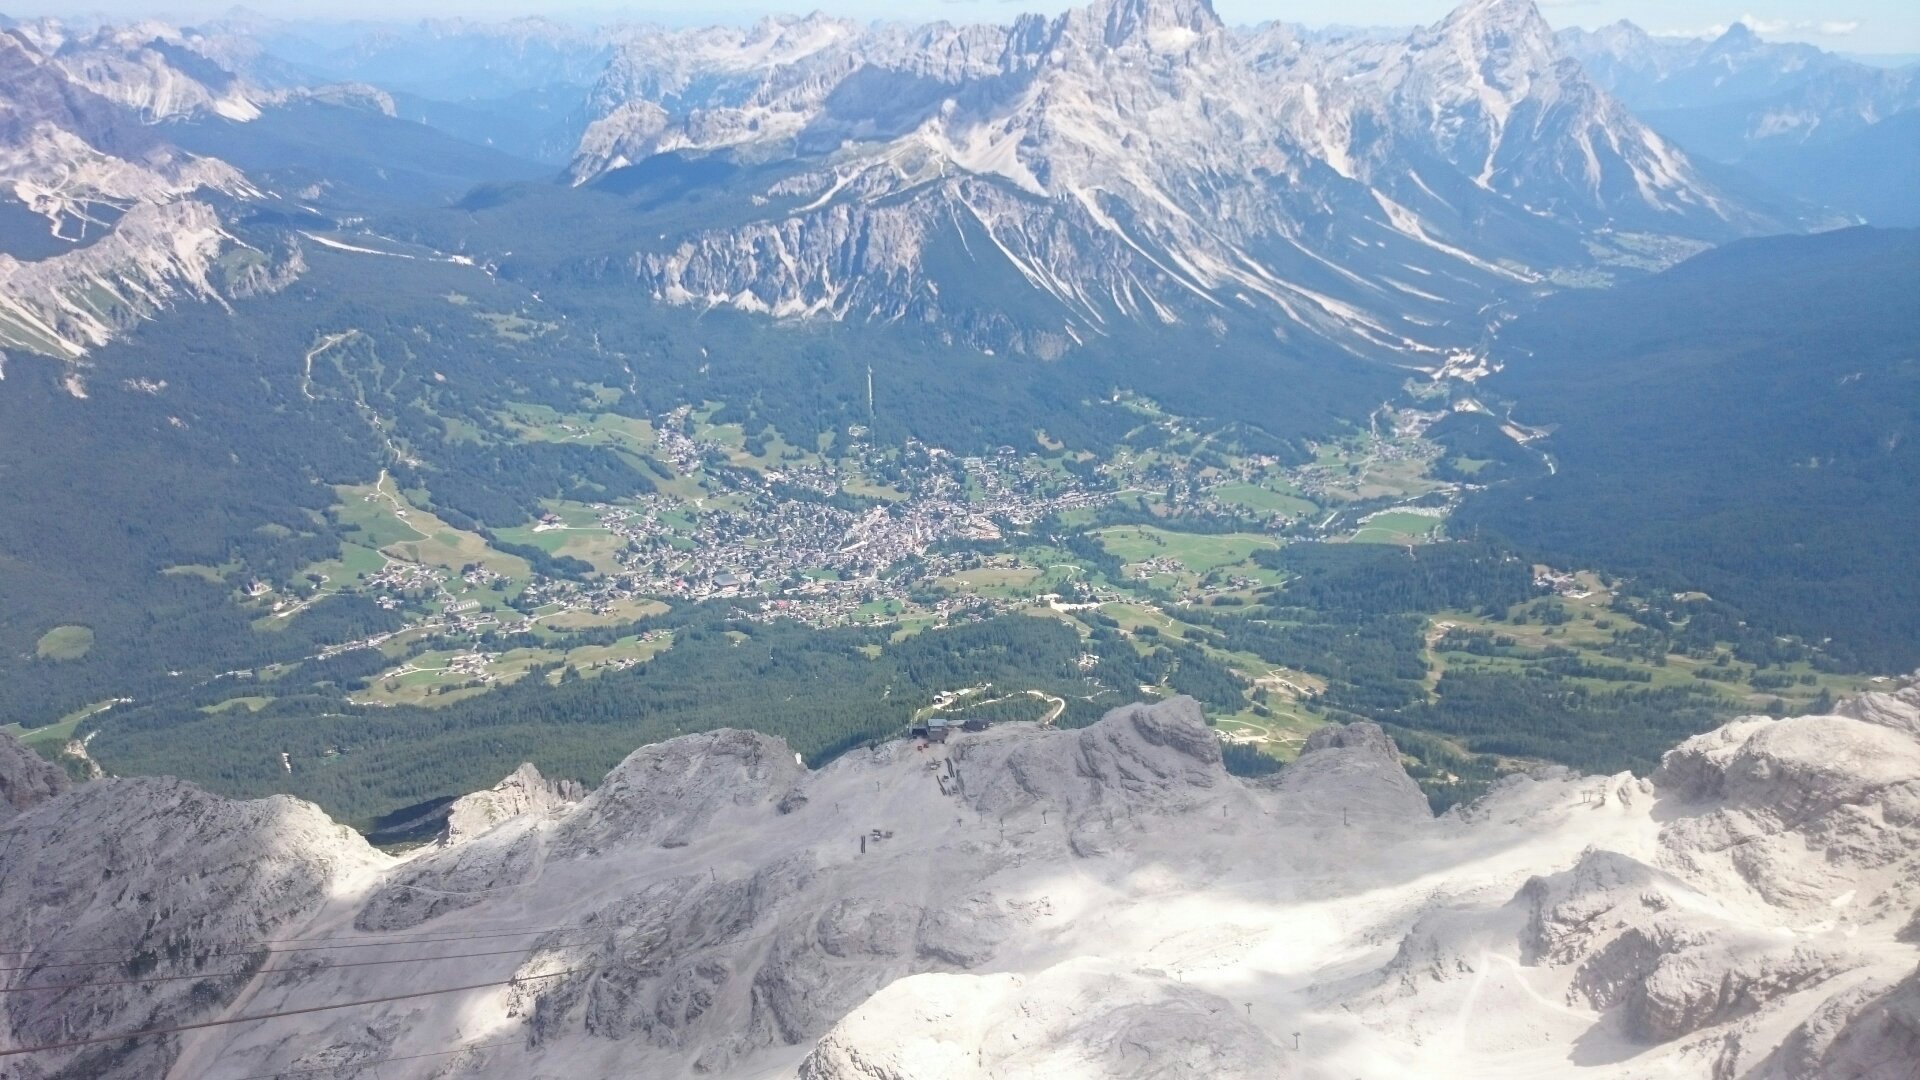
[1265,719,1433,822]
[554,727,807,856]
[0,777,386,1079]
[443,762,583,846]
[1653,704,1920,913]
[0,731,68,822]
[5,691,1918,1079]
[798,965,1292,1080]
[0,28,294,360]
[1749,966,1920,1080]
[950,693,1238,855]
[1836,679,1920,738]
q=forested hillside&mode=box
[1451,227,1920,671]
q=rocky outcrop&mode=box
[443,762,583,846]
[6,692,1917,1078]
[1837,679,1920,738]
[0,26,287,359]
[0,200,238,361]
[951,695,1237,855]
[554,727,806,855]
[1749,966,1920,1080]
[1652,703,1920,912]
[0,777,386,1079]
[1265,720,1433,822]
[0,731,68,822]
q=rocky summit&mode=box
[2,686,1917,1078]
[569,0,1788,359]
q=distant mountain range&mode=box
[563,0,1790,359]
[4,0,1889,367]
[1559,21,1918,155]
[1558,20,1920,224]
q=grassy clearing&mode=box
[542,597,671,631]
[843,476,909,502]
[498,406,658,457]
[936,565,1044,598]
[475,310,557,341]
[34,625,94,661]
[353,634,676,708]
[492,503,628,575]
[1212,481,1316,518]
[1349,511,1444,545]
[1210,708,1317,758]
[1095,527,1278,574]
[335,475,532,583]
[1427,588,1872,711]
[299,542,392,594]
[1,697,119,753]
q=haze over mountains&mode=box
[1558,19,1920,223]
[1,3,1917,1075]
[3,0,1910,361]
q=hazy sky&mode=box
[19,0,1920,53]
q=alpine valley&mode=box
[0,1,1916,1076]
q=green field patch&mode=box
[475,310,557,341]
[299,542,393,593]
[843,476,909,502]
[726,428,816,471]
[1348,511,1445,545]
[353,647,551,708]
[160,564,227,582]
[1210,709,1317,758]
[937,564,1043,598]
[1095,527,1277,568]
[2,698,121,753]
[1211,482,1317,518]
[559,634,678,678]
[339,474,532,582]
[494,506,628,575]
[499,407,658,458]
[886,615,946,642]
[1102,602,1191,645]
[35,625,94,661]
[330,480,427,550]
[1428,605,1871,710]
[543,597,672,631]
[855,598,908,623]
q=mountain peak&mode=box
[1707,20,1764,53]
[1428,0,1557,61]
[1062,0,1222,51]
[1441,0,1549,30]
[1416,0,1561,86]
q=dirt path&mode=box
[1027,689,1066,727]
[301,331,357,401]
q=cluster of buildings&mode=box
[589,438,1107,612]
[1534,566,1597,601]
